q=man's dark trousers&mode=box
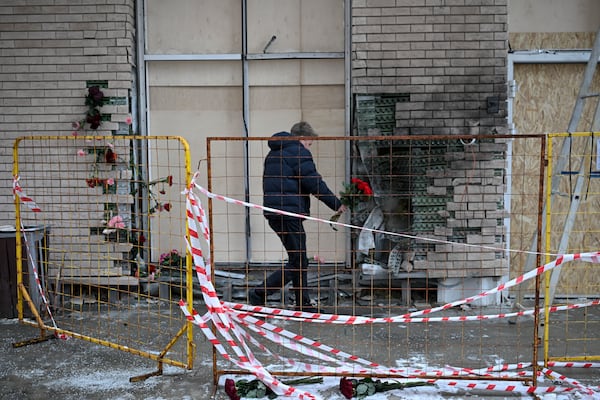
[261,214,311,307]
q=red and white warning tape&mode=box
[13,176,41,213]
[542,367,597,396]
[183,174,600,398]
[183,173,318,399]
[12,177,67,340]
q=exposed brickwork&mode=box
[0,0,135,225]
[352,0,508,136]
[352,0,509,278]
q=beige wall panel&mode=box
[248,85,344,134]
[146,0,241,54]
[249,85,302,135]
[145,0,346,265]
[247,0,343,54]
[301,59,345,85]
[149,87,242,112]
[249,213,278,258]
[509,32,596,51]
[248,60,344,86]
[250,86,301,110]
[508,0,600,33]
[148,61,242,86]
[299,0,344,52]
[249,85,344,112]
[148,85,244,191]
[511,61,600,296]
[250,110,304,136]
[301,85,345,111]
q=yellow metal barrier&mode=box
[545,132,600,364]
[13,135,194,378]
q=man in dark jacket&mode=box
[249,121,346,312]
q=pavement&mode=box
[1,297,599,400]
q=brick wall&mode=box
[0,0,136,225]
[352,0,508,135]
[351,0,509,279]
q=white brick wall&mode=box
[0,0,135,225]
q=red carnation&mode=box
[163,203,171,212]
[351,178,373,196]
[339,377,354,399]
[337,178,373,214]
[105,148,116,164]
[224,378,240,400]
[167,175,173,186]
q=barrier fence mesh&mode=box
[13,135,193,370]
[544,132,600,363]
[204,134,557,391]
[14,133,600,396]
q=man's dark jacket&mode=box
[263,131,341,217]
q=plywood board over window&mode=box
[144,1,346,264]
[509,32,600,297]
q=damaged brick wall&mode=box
[351,0,509,280]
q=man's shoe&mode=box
[248,289,266,306]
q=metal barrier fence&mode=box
[13,135,194,378]
[13,132,599,396]
[201,133,584,396]
[544,132,600,364]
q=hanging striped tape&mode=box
[13,176,41,212]
[183,173,600,398]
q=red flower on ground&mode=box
[163,203,171,212]
[224,378,240,400]
[339,377,354,399]
[338,376,432,398]
[166,175,173,186]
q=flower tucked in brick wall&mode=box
[72,86,105,135]
[72,85,174,277]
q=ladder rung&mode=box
[581,93,599,99]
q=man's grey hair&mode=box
[290,121,317,137]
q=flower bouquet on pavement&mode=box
[339,377,433,399]
[224,376,323,400]
[330,177,373,230]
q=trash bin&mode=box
[0,225,48,318]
